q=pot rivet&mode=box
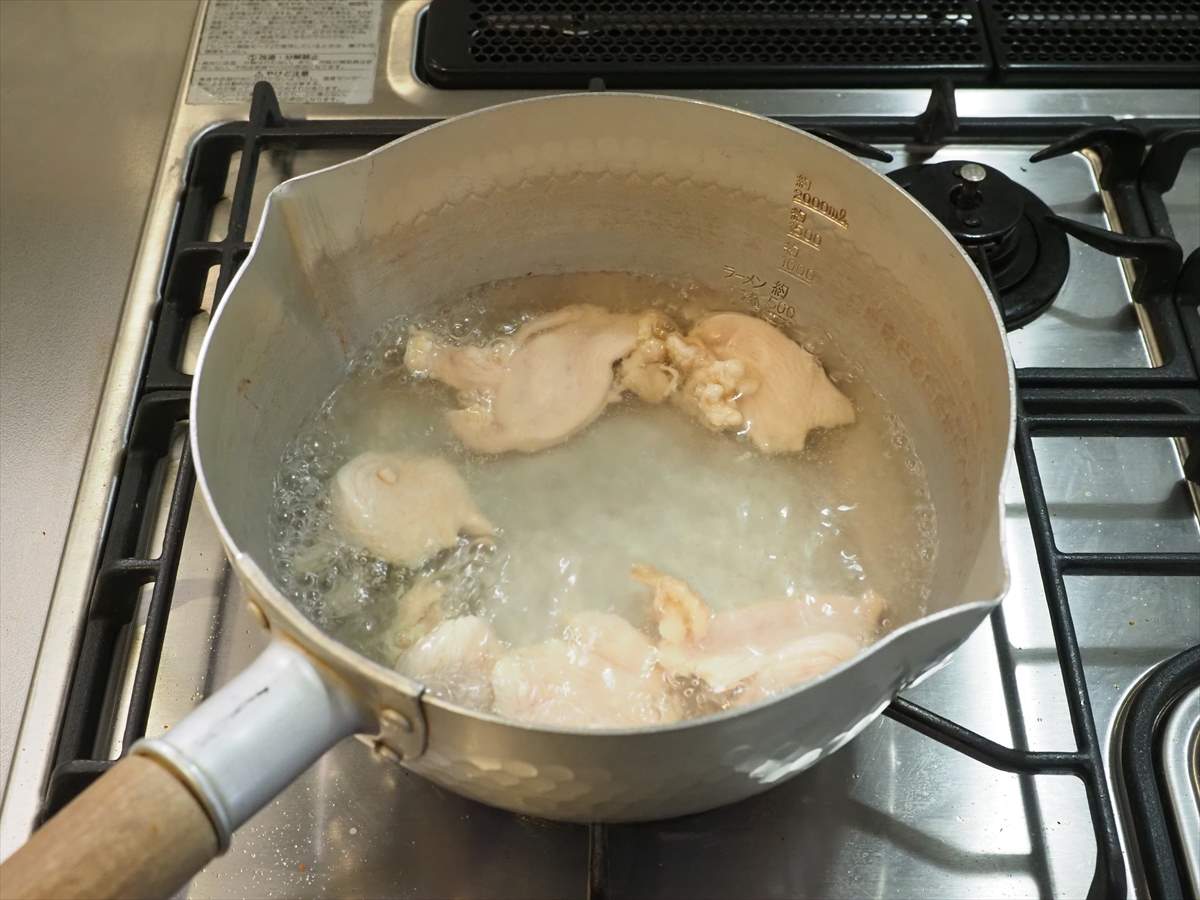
[373,739,402,764]
[246,600,270,631]
[381,708,413,733]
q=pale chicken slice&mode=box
[565,610,659,674]
[666,633,861,704]
[667,313,855,453]
[381,577,446,659]
[396,615,503,710]
[664,333,753,432]
[631,563,709,644]
[490,611,681,728]
[331,452,493,568]
[693,588,887,650]
[404,304,644,454]
[403,329,507,395]
[614,311,681,404]
[636,564,885,707]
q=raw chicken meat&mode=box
[565,610,659,674]
[614,311,681,403]
[684,313,856,452]
[693,588,887,649]
[631,563,709,644]
[648,312,854,452]
[635,564,885,707]
[663,332,751,432]
[406,304,853,455]
[331,452,493,568]
[673,633,862,706]
[396,615,503,710]
[491,611,681,728]
[381,577,446,659]
[405,304,648,454]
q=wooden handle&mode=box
[0,754,219,900]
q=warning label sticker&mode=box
[187,0,382,105]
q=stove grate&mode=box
[39,83,1200,900]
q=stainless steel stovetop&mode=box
[3,3,1198,897]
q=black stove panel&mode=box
[421,0,1200,88]
[983,0,1200,86]
[422,0,992,87]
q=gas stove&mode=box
[2,3,1198,898]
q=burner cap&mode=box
[888,161,1070,330]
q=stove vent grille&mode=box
[422,0,991,87]
[421,0,1200,87]
[984,0,1200,84]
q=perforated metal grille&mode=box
[422,0,991,87]
[985,0,1200,82]
[422,0,1200,87]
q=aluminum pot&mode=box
[1,94,1012,899]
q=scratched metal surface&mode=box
[0,0,198,792]
[3,0,1198,895]
[148,453,1194,898]
[130,140,1193,899]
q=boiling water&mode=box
[270,273,937,712]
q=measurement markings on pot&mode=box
[722,266,797,323]
[778,174,845,287]
[778,247,817,286]
[788,206,823,251]
[791,174,848,229]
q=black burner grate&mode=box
[984,0,1200,85]
[887,159,1072,328]
[39,83,1200,900]
[423,0,991,87]
[1120,644,1200,900]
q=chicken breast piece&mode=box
[403,329,508,395]
[614,311,681,404]
[331,452,493,568]
[396,615,503,710]
[696,589,887,650]
[382,577,446,659]
[631,563,710,644]
[686,313,855,453]
[565,610,659,674]
[636,564,885,707]
[663,333,753,432]
[662,633,862,703]
[491,611,681,728]
[405,305,644,454]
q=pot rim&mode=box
[190,91,1015,738]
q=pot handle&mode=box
[0,754,218,900]
[0,640,373,899]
